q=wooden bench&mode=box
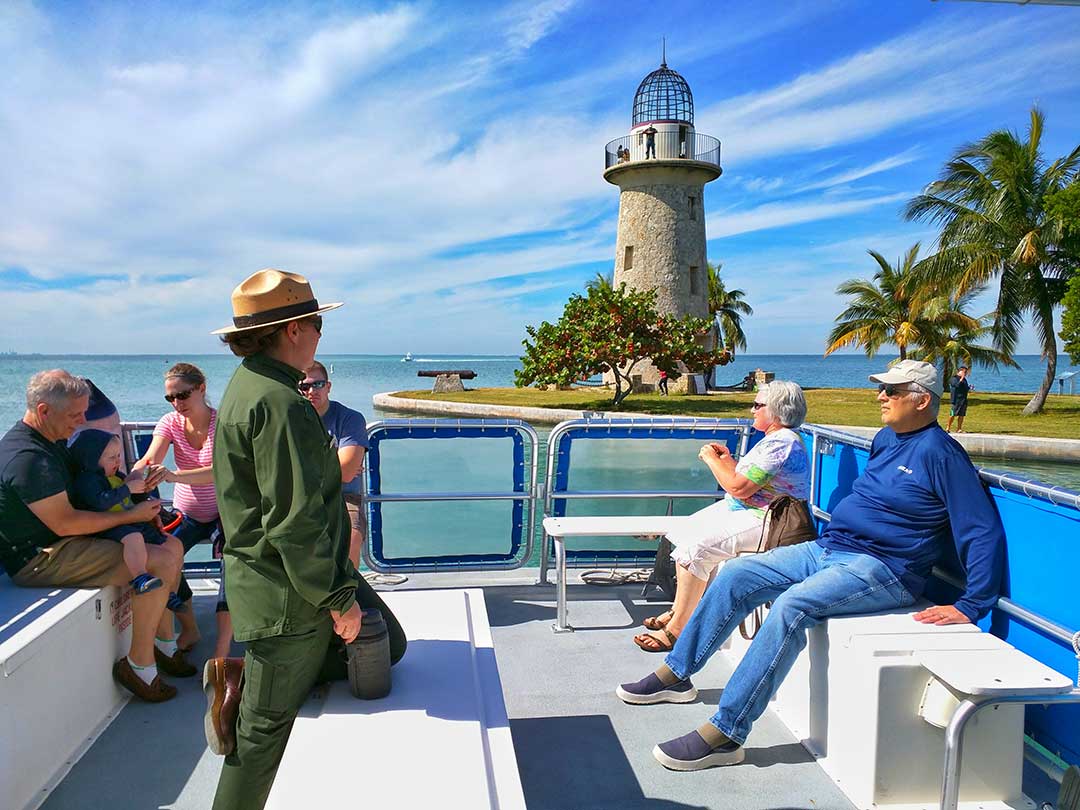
[266,588,526,810]
[0,575,131,810]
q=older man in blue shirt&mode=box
[616,359,1006,771]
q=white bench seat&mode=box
[266,588,525,810]
[719,602,1075,810]
[0,576,131,810]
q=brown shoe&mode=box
[155,646,198,678]
[204,657,244,755]
[113,657,177,703]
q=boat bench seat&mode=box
[722,604,1074,809]
[0,574,131,810]
[266,588,526,810]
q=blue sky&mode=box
[2,0,1079,355]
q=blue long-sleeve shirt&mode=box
[818,422,1005,621]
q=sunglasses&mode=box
[298,379,329,393]
[306,315,323,335]
[751,401,768,410]
[877,383,921,398]
[164,388,195,403]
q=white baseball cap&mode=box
[868,359,942,398]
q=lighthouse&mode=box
[603,57,722,391]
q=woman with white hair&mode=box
[635,380,811,652]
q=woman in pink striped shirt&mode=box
[135,363,233,659]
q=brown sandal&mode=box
[634,628,677,653]
[642,610,674,631]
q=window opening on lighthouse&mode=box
[624,246,634,270]
[690,266,701,296]
[689,196,697,221]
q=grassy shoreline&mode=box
[389,386,1080,440]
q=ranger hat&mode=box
[212,269,343,335]
[868,359,942,398]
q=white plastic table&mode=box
[542,516,693,632]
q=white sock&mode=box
[128,657,159,686]
[155,637,178,657]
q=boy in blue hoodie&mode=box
[70,429,182,607]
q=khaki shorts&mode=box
[11,535,125,588]
[344,493,368,538]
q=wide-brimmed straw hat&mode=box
[212,269,343,335]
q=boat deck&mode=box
[40,571,1060,810]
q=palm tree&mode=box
[905,107,1080,414]
[912,289,1019,384]
[825,244,982,362]
[585,271,613,293]
[707,262,753,355]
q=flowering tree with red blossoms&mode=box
[515,283,731,406]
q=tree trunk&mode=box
[1022,341,1056,415]
[611,371,625,406]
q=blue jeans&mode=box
[664,541,914,744]
[172,515,227,610]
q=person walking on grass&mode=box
[946,365,972,434]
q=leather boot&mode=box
[203,657,244,755]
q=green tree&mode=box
[585,271,614,293]
[1062,274,1080,366]
[1047,183,1080,365]
[824,244,975,360]
[912,289,1019,383]
[707,262,753,355]
[516,283,730,406]
[905,107,1080,414]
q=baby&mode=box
[69,429,183,608]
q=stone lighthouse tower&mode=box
[604,57,722,391]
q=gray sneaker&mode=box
[653,729,745,770]
[616,672,697,704]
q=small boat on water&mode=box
[401,352,413,362]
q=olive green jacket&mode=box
[214,353,358,642]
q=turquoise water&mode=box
[1,353,1077,493]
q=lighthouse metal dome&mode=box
[631,62,694,126]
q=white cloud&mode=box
[504,0,577,53]
[708,193,909,240]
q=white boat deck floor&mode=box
[39,570,1060,810]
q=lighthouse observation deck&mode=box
[604,131,721,169]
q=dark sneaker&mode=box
[155,646,198,678]
[204,657,244,756]
[130,573,163,594]
[616,672,697,705]
[653,729,745,771]
[112,657,177,703]
[166,591,187,612]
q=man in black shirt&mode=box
[946,365,972,433]
[0,370,184,702]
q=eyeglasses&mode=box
[878,383,922,398]
[751,401,768,410]
[298,380,329,393]
[164,389,195,403]
[306,315,322,335]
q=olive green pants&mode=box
[212,579,406,810]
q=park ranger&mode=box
[205,269,406,810]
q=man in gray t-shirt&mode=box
[300,361,370,566]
